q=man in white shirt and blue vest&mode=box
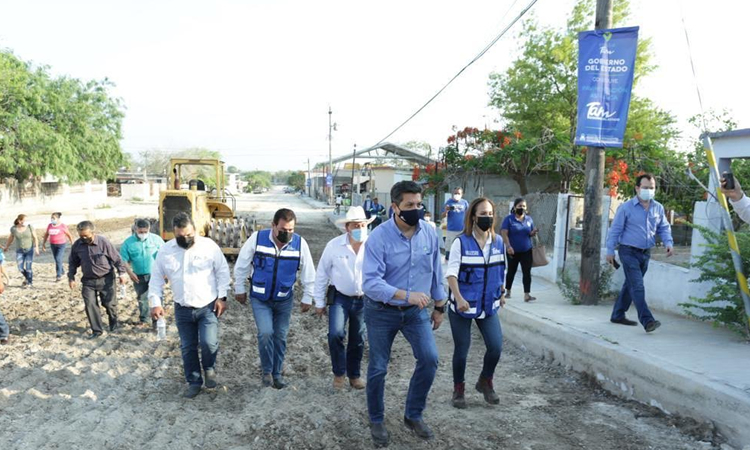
[234,208,316,389]
[313,206,373,390]
[148,213,231,399]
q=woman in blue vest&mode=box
[446,197,505,408]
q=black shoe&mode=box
[645,320,661,333]
[109,321,119,332]
[403,417,434,440]
[183,385,201,399]
[610,317,638,326]
[89,332,103,340]
[205,369,217,389]
[370,422,390,448]
[272,376,287,389]
[261,373,273,387]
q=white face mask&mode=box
[350,227,367,242]
[638,188,655,201]
[453,194,462,201]
[137,233,149,241]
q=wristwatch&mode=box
[434,304,446,314]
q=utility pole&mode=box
[328,106,336,206]
[350,143,357,201]
[579,0,612,305]
[307,158,311,198]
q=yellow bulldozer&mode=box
[155,158,253,256]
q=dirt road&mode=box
[0,188,723,449]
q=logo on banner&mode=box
[586,102,617,120]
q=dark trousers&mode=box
[506,249,533,293]
[448,309,503,384]
[134,274,151,323]
[50,243,67,278]
[611,245,655,327]
[82,272,117,334]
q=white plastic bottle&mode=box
[156,317,166,340]
[120,284,127,299]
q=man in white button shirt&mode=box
[234,208,316,389]
[314,206,373,390]
[148,213,231,399]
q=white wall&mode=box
[120,182,164,201]
[0,181,108,216]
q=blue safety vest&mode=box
[250,229,302,302]
[450,233,505,319]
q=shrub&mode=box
[682,224,750,338]
[557,264,618,305]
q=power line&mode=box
[369,0,537,148]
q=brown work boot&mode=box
[333,375,346,389]
[475,377,500,405]
[349,377,365,390]
[451,382,467,409]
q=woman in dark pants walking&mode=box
[446,197,506,408]
[500,198,538,302]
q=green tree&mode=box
[487,0,677,192]
[242,170,272,191]
[287,171,305,191]
[0,50,125,182]
[227,165,239,174]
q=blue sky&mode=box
[1,0,746,172]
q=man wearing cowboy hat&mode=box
[313,206,374,390]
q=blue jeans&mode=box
[16,248,34,285]
[0,308,9,339]
[328,293,366,378]
[175,300,220,386]
[50,243,67,278]
[363,297,438,423]
[448,309,503,384]
[611,245,655,327]
[251,296,294,379]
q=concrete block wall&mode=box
[0,181,108,217]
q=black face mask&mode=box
[81,236,94,245]
[397,207,424,227]
[176,236,195,249]
[515,208,525,216]
[476,216,493,232]
[277,230,292,244]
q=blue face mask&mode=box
[350,227,367,242]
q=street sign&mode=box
[326,174,333,187]
[306,179,311,187]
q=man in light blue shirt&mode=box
[120,219,164,327]
[606,173,673,333]
[363,180,447,446]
